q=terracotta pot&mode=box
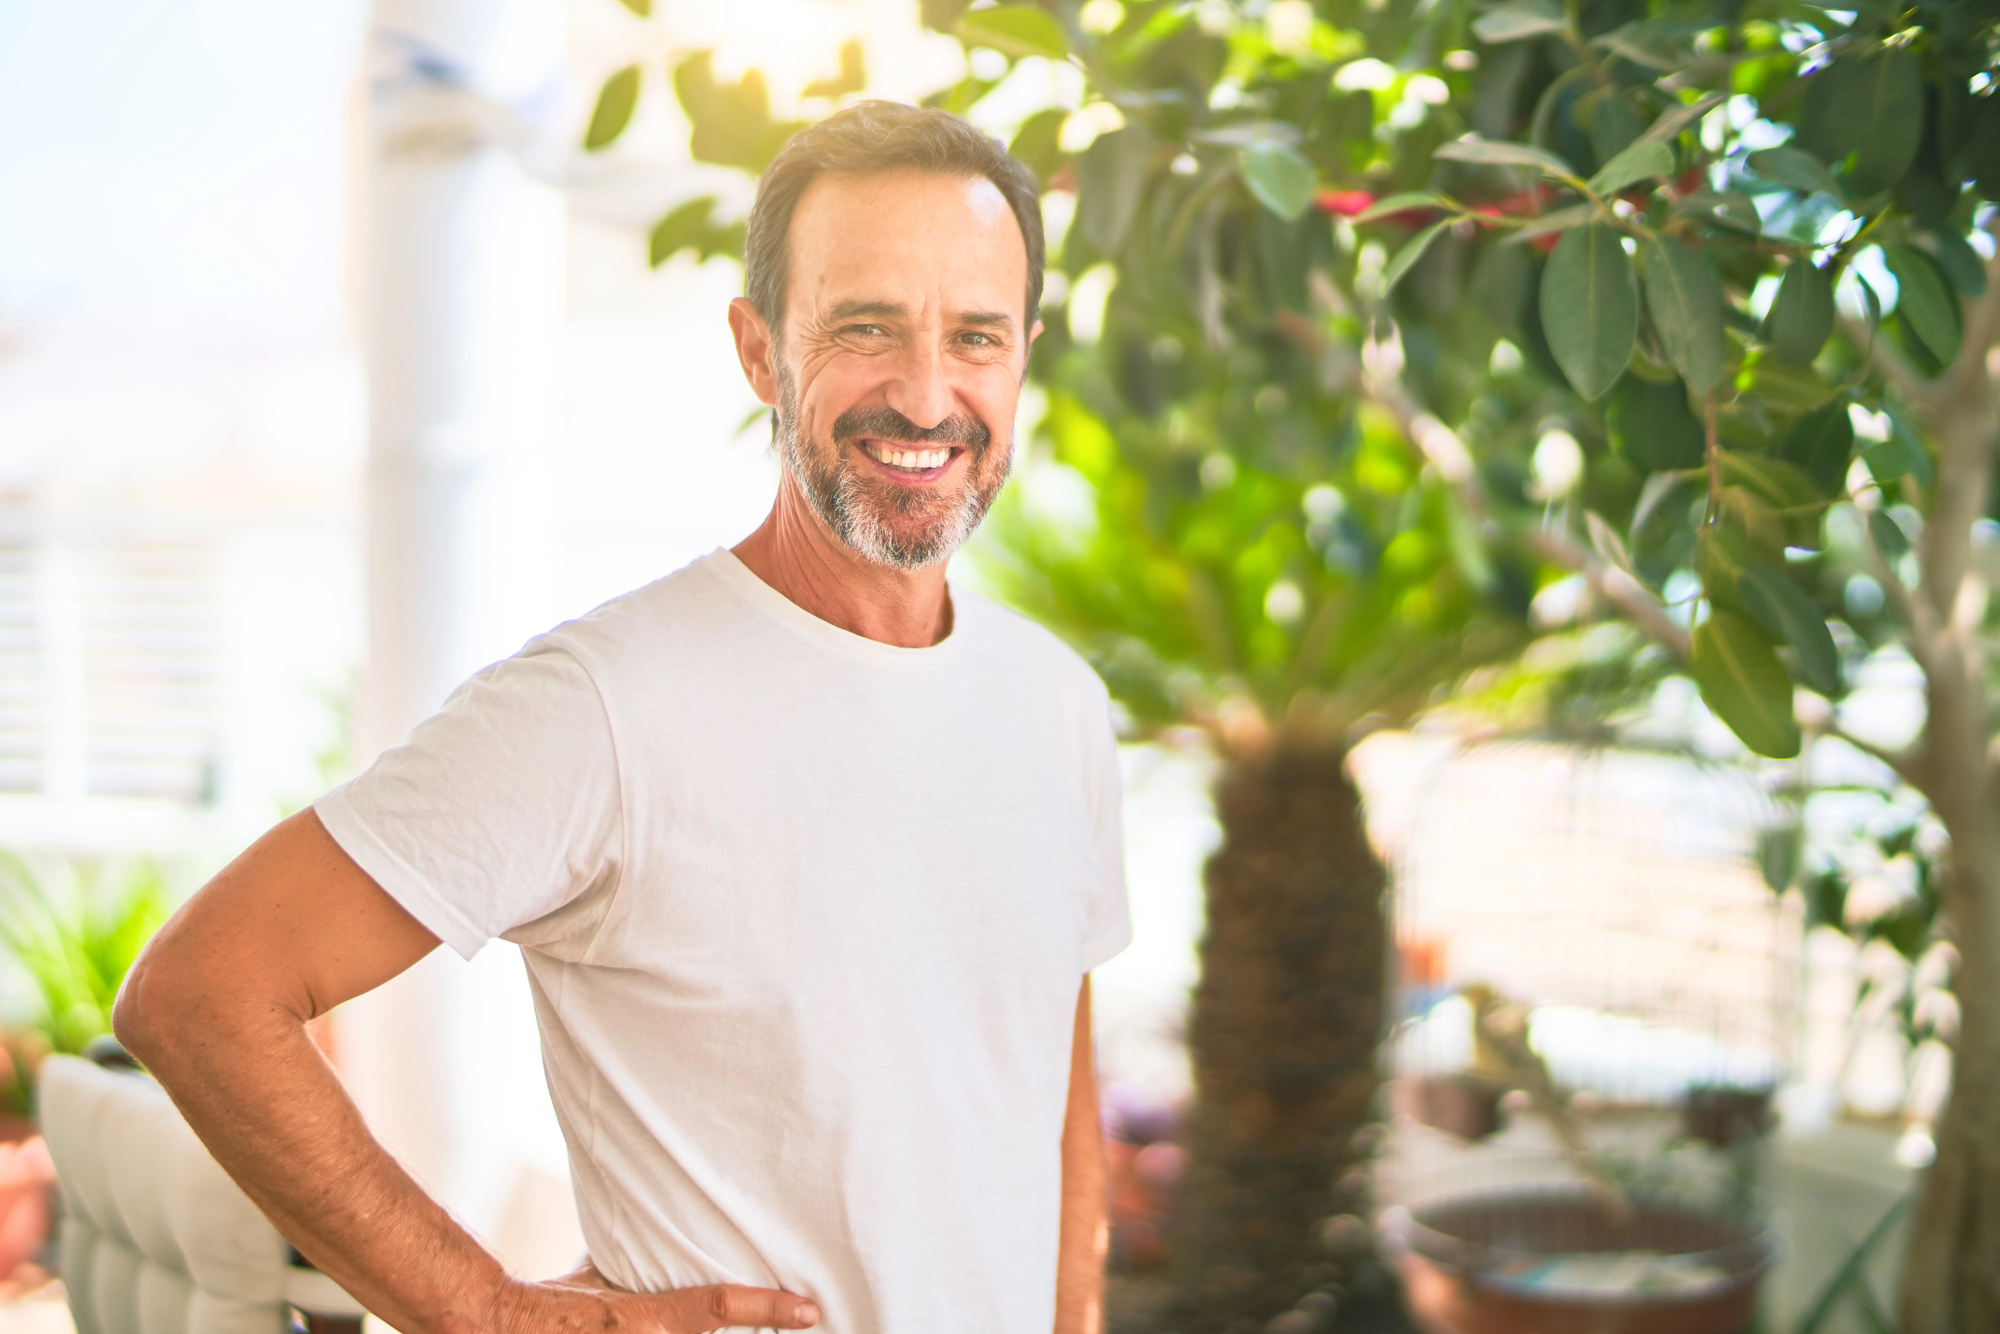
[1382,1187,1773,1334]
[0,1137,53,1281]
[1398,1074,1507,1141]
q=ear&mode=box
[729,297,781,408]
[1020,318,1045,383]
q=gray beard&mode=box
[775,375,1009,571]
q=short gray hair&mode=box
[743,101,1046,333]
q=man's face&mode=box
[771,170,1038,570]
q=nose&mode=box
[881,342,956,432]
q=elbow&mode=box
[111,944,174,1070]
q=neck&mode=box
[733,471,954,648]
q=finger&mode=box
[655,1284,820,1332]
[554,1258,612,1289]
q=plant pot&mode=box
[1397,1074,1507,1141]
[1381,1185,1774,1334]
[0,1137,53,1282]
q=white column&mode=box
[338,0,571,1257]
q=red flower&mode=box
[1316,189,1376,217]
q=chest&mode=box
[584,664,1102,991]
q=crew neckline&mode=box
[704,547,969,665]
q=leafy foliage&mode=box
[0,855,168,1059]
[577,0,2000,1321]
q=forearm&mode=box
[1054,980,1106,1334]
[113,812,512,1334]
[120,967,508,1334]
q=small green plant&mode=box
[0,853,169,1062]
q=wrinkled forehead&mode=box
[784,170,1031,326]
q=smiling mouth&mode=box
[861,441,957,474]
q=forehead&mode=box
[785,170,1029,321]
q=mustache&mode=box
[832,404,991,450]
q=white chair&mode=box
[38,1054,367,1334]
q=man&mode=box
[114,102,1130,1334]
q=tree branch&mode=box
[1843,314,1935,411]
[1862,505,1942,672]
[1523,529,1692,662]
[1271,307,1696,665]
[1919,214,2000,628]
[1820,716,1923,790]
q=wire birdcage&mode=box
[1376,737,1800,1329]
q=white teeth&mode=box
[866,443,949,471]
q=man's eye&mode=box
[960,332,995,347]
[846,324,886,337]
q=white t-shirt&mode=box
[315,549,1131,1333]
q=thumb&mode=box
[650,1283,820,1332]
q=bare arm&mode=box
[1054,977,1106,1334]
[114,809,817,1334]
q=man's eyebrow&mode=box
[824,300,908,322]
[819,300,1017,330]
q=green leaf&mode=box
[1588,91,1645,166]
[1586,510,1636,577]
[1868,508,1910,562]
[1499,204,1593,245]
[674,54,806,174]
[958,5,1069,59]
[1719,451,1820,548]
[1757,822,1804,893]
[616,0,652,14]
[1240,142,1317,221]
[1541,223,1638,400]
[647,195,745,268]
[1798,48,1923,196]
[1643,236,1726,393]
[585,65,642,152]
[1471,0,1567,43]
[1764,259,1833,365]
[1776,402,1856,496]
[1794,1197,1910,1334]
[1739,563,1840,695]
[1693,608,1801,758]
[920,0,976,32]
[1588,140,1674,196]
[1747,146,1842,199]
[1434,136,1576,177]
[1885,244,1963,365]
[1595,21,1682,72]
[1382,219,1452,294]
[1607,375,1704,472]
[1864,431,1932,487]
[1927,229,1988,298]
[1077,125,1151,255]
[1743,359,1836,413]
[1009,107,1069,186]
[801,39,866,101]
[1638,91,1726,145]
[1672,190,1759,238]
[1356,192,1450,222]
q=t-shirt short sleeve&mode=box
[314,644,621,960]
[1081,694,1133,973]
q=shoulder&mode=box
[951,585,1109,706]
[534,552,739,670]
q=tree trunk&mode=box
[1893,226,2000,1334]
[1899,833,2000,1332]
[1165,740,1387,1332]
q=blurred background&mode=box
[4,2,1995,1332]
